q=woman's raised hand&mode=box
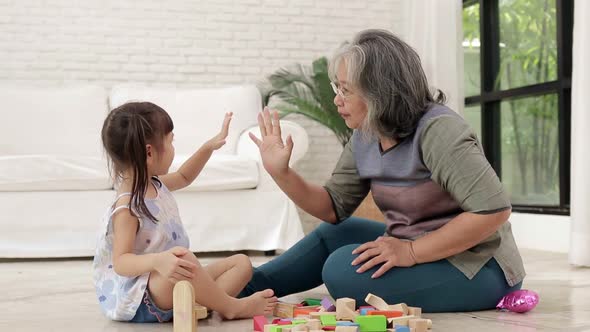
[249,107,294,178]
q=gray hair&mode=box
[329,29,446,140]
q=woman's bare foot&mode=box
[223,289,277,319]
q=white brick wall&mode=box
[0,0,407,233]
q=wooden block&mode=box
[310,311,339,318]
[173,281,196,332]
[306,319,322,330]
[408,319,429,332]
[335,327,358,332]
[355,315,387,332]
[264,324,278,332]
[387,303,409,315]
[364,293,389,311]
[386,315,416,326]
[274,302,298,318]
[321,297,336,311]
[336,298,357,320]
[320,314,337,326]
[407,307,421,317]
[368,310,403,318]
[254,315,268,332]
[294,305,321,316]
[194,305,208,320]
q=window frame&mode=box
[463,0,573,215]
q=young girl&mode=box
[93,101,277,323]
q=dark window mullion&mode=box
[480,0,502,175]
[557,0,573,209]
[465,81,560,105]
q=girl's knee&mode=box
[177,249,202,268]
[231,253,253,277]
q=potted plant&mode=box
[259,56,384,222]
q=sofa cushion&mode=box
[0,155,112,191]
[109,85,261,156]
[172,154,259,191]
[0,84,108,158]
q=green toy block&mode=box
[269,324,295,332]
[355,315,387,332]
[292,319,307,325]
[320,314,337,326]
[304,298,323,306]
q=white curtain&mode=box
[405,0,464,114]
[569,0,590,266]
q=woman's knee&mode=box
[321,244,360,295]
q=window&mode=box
[463,0,573,214]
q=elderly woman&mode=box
[243,29,525,312]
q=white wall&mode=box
[0,0,407,232]
[511,213,570,253]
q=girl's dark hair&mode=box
[101,101,174,222]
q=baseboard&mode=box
[510,212,570,253]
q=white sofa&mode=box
[0,84,308,258]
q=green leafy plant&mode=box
[259,56,352,146]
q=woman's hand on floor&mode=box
[351,236,416,279]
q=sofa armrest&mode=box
[236,120,309,166]
[237,120,309,191]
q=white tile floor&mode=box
[1,249,589,332]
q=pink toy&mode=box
[496,289,539,313]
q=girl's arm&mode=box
[160,112,232,191]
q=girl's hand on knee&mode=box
[351,236,416,279]
[155,247,198,284]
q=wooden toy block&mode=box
[359,306,376,315]
[321,297,336,311]
[364,293,389,311]
[294,305,321,316]
[254,315,268,332]
[386,315,416,326]
[320,314,338,326]
[323,327,337,331]
[310,311,340,318]
[394,325,410,332]
[336,298,357,320]
[387,303,409,315]
[281,324,308,332]
[306,319,322,330]
[173,281,196,332]
[408,319,429,332]
[367,310,403,318]
[264,324,278,332]
[274,302,299,318]
[355,315,387,332]
[407,307,421,317]
[194,305,207,320]
[304,298,323,306]
[335,326,359,332]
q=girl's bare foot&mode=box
[223,289,277,319]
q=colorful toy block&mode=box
[355,315,387,332]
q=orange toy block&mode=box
[294,305,320,316]
[368,310,404,318]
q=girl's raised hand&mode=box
[205,112,233,151]
[154,246,197,284]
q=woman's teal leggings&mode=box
[239,217,522,312]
